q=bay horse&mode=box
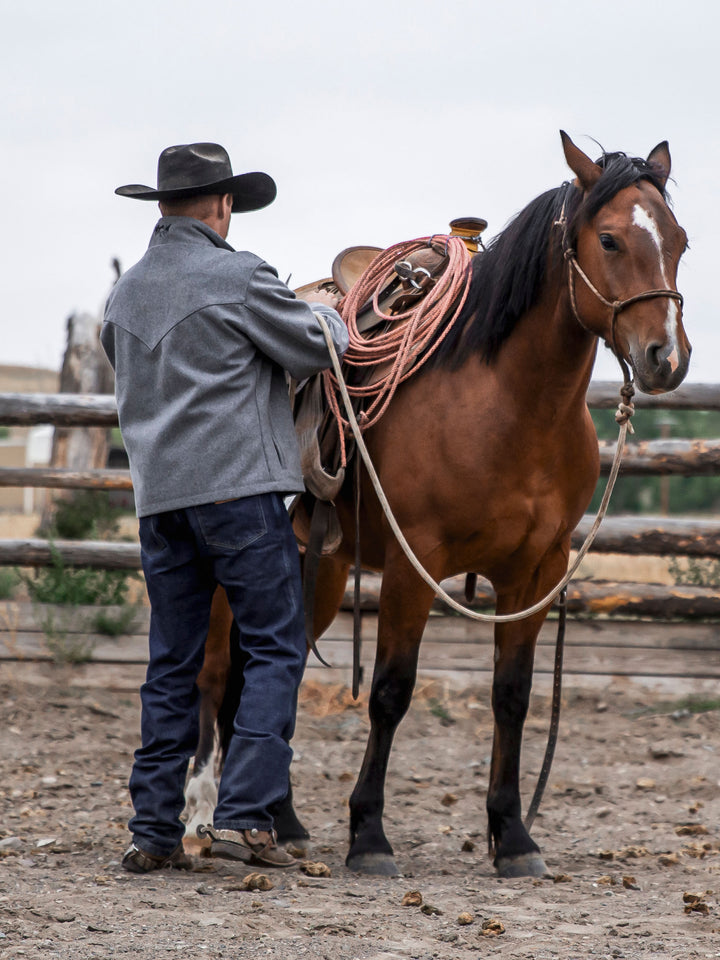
[191,131,690,877]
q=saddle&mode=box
[292,216,488,556]
[293,218,488,681]
[331,216,488,334]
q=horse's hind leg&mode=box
[184,586,233,834]
[347,558,435,875]
[271,553,351,843]
[269,779,307,843]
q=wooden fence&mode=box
[1,383,719,687]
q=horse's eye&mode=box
[599,234,618,251]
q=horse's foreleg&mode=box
[347,559,435,876]
[488,554,568,878]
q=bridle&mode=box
[311,191,686,838]
[555,198,684,389]
[565,247,684,382]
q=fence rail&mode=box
[598,438,720,476]
[1,385,718,567]
[0,392,119,426]
[1,385,719,683]
[586,381,720,410]
[2,381,720,427]
[1,514,718,570]
[0,468,132,491]
[2,439,720,494]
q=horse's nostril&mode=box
[646,342,664,370]
[637,338,690,392]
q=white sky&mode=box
[2,0,717,384]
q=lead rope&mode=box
[316,309,633,848]
[524,587,567,833]
[315,311,633,625]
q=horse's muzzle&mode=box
[630,336,691,395]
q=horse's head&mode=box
[561,132,691,394]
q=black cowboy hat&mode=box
[115,142,277,213]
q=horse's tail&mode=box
[216,620,248,765]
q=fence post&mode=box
[40,312,115,529]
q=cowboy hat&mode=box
[115,142,277,213]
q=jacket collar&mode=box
[149,216,235,252]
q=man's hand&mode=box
[297,285,341,309]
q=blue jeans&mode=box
[129,493,306,857]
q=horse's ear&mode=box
[560,130,602,192]
[646,141,671,190]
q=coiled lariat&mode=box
[323,235,472,466]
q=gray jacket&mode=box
[101,217,348,517]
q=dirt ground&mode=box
[1,668,719,960]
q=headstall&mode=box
[554,199,684,391]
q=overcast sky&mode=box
[2,0,717,386]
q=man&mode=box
[101,142,348,873]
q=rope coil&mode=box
[323,236,472,465]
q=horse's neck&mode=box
[495,291,598,418]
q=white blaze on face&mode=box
[632,203,681,372]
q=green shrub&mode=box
[0,568,19,600]
[49,490,124,541]
[668,557,720,588]
[91,605,138,637]
[38,606,97,664]
[18,546,136,607]
[18,548,140,663]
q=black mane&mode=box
[431,152,669,368]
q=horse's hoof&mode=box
[495,852,549,878]
[346,852,401,876]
